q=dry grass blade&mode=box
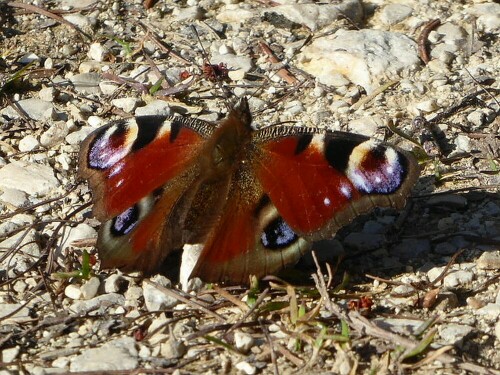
[259,41,298,85]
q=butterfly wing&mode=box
[190,163,311,284]
[79,116,213,273]
[253,127,420,240]
[79,116,213,220]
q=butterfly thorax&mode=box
[201,104,254,181]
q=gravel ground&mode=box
[0,0,499,374]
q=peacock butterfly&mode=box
[79,98,420,283]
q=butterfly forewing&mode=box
[253,127,420,240]
[79,116,212,220]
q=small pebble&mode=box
[236,361,256,375]
[65,284,82,300]
[234,331,254,353]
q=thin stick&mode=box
[417,19,441,64]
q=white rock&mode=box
[173,6,204,21]
[143,275,178,311]
[0,304,31,324]
[263,0,363,31]
[70,293,126,315]
[495,321,500,341]
[1,98,53,121]
[180,244,203,291]
[39,87,56,102]
[65,126,94,145]
[19,53,39,64]
[63,14,94,30]
[18,135,39,152]
[70,73,102,95]
[87,115,104,128]
[0,161,59,196]
[104,274,126,293]
[40,121,69,148]
[476,304,500,319]
[469,3,500,33]
[70,338,138,371]
[210,54,253,73]
[65,284,83,300]
[112,97,141,113]
[135,100,172,117]
[0,188,29,208]
[298,30,420,93]
[234,331,254,353]
[235,361,256,375]
[427,267,474,288]
[88,42,108,62]
[216,9,255,24]
[58,223,97,251]
[81,277,100,300]
[1,346,20,363]
[477,251,500,270]
[454,134,472,153]
[347,116,381,137]
[379,4,413,25]
[160,337,187,359]
[52,356,70,368]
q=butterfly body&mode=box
[79,99,419,283]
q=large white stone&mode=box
[298,29,420,93]
[0,161,59,196]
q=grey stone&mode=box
[427,194,468,209]
[58,223,97,251]
[438,324,474,345]
[343,232,385,252]
[392,238,431,260]
[264,0,363,31]
[434,242,457,255]
[70,73,102,95]
[40,122,69,148]
[1,98,53,121]
[70,293,126,314]
[0,188,29,208]
[160,337,186,359]
[380,4,413,25]
[70,338,138,371]
[0,304,31,324]
[476,304,500,319]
